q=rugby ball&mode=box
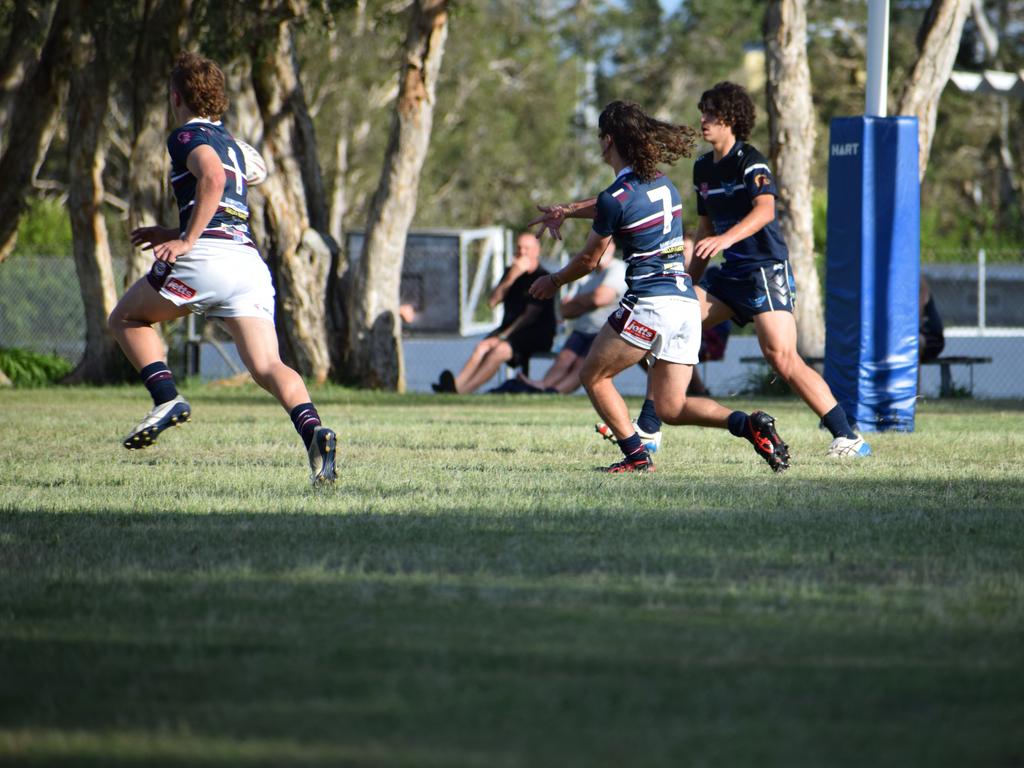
[236,138,268,186]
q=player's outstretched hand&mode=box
[130,226,179,250]
[529,204,569,240]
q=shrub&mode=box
[13,197,73,256]
[0,347,74,386]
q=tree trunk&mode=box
[249,20,334,383]
[0,0,70,263]
[0,0,57,155]
[125,0,192,286]
[896,0,972,180]
[63,3,130,384]
[324,0,368,377]
[764,0,824,358]
[344,0,449,390]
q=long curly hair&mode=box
[598,100,697,182]
[170,52,229,120]
[697,81,756,141]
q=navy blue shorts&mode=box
[562,330,598,357]
[703,261,796,326]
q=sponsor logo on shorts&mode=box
[624,319,655,342]
[165,278,196,300]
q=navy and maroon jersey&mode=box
[592,168,696,302]
[693,142,788,272]
[167,118,253,245]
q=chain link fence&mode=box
[3,252,1023,398]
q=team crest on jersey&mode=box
[753,173,770,189]
[721,182,737,196]
[699,183,709,200]
[178,131,193,144]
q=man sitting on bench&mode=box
[432,233,556,394]
[515,243,626,394]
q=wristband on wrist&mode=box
[550,272,562,288]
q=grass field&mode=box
[1,385,1023,767]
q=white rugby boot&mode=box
[307,426,338,486]
[595,421,663,454]
[122,395,191,449]
[826,435,873,458]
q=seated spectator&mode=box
[920,275,945,362]
[517,244,626,394]
[432,233,556,393]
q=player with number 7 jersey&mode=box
[592,167,697,305]
[529,100,792,475]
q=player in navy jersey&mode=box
[688,82,869,458]
[107,52,338,485]
[531,114,791,472]
[529,101,788,473]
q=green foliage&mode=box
[418,3,589,229]
[0,346,73,386]
[12,198,72,257]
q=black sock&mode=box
[616,432,646,459]
[727,411,750,440]
[822,405,857,439]
[140,362,178,406]
[637,399,661,434]
[290,402,322,449]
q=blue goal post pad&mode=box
[825,116,920,432]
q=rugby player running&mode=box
[528,100,788,473]
[535,82,870,462]
[107,52,338,485]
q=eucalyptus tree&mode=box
[125,0,192,285]
[765,0,824,357]
[64,0,129,382]
[896,0,973,179]
[247,9,335,383]
[0,0,67,264]
[342,0,450,389]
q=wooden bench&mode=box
[923,355,992,397]
[739,355,993,397]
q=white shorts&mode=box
[147,238,275,320]
[607,295,702,365]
